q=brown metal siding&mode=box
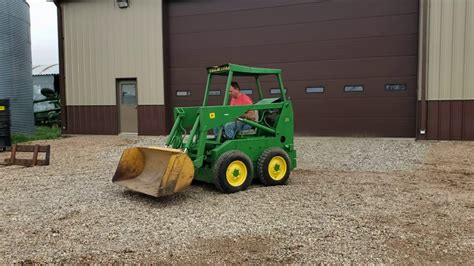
[64,105,167,135]
[419,100,474,140]
[137,105,167,135]
[165,0,419,137]
[65,106,118,135]
[450,102,464,140]
[464,103,474,140]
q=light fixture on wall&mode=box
[117,0,129,8]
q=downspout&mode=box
[162,0,173,134]
[53,0,67,133]
[417,0,429,139]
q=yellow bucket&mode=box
[112,147,194,197]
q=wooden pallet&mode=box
[4,144,51,167]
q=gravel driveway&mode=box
[0,136,473,264]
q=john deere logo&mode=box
[209,112,216,119]
[208,65,230,73]
[0,106,5,111]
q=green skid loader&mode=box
[112,63,297,197]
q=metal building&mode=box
[32,64,60,112]
[53,0,474,140]
[417,0,474,140]
[0,0,34,134]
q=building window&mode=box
[209,90,221,96]
[121,85,137,105]
[385,84,407,91]
[344,85,364,92]
[270,88,287,95]
[241,89,253,95]
[305,86,324,93]
[176,91,191,97]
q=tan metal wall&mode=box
[61,0,164,105]
[419,0,474,100]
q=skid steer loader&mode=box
[112,64,297,197]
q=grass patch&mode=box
[11,127,61,144]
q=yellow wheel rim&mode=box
[226,160,247,187]
[268,156,287,181]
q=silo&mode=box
[0,0,34,134]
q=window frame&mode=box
[344,85,364,92]
[240,88,253,95]
[269,88,287,95]
[176,90,191,97]
[385,84,407,91]
[208,89,221,96]
[305,86,325,94]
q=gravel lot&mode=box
[1,136,473,264]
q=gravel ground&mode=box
[296,137,429,172]
[0,136,473,264]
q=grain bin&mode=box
[0,0,34,134]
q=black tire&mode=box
[257,148,291,186]
[213,150,253,193]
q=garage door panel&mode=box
[169,0,417,18]
[169,92,417,114]
[171,98,231,107]
[169,14,418,50]
[169,0,321,17]
[284,77,418,98]
[294,98,416,137]
[169,78,418,102]
[169,35,418,69]
[294,117,416,137]
[170,87,258,107]
[170,77,418,101]
[261,57,418,81]
[169,76,263,90]
[294,98,415,119]
[169,56,417,85]
[169,0,418,34]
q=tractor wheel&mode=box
[257,148,291,186]
[213,150,253,193]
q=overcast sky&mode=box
[27,0,58,65]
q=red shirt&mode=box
[230,93,253,106]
